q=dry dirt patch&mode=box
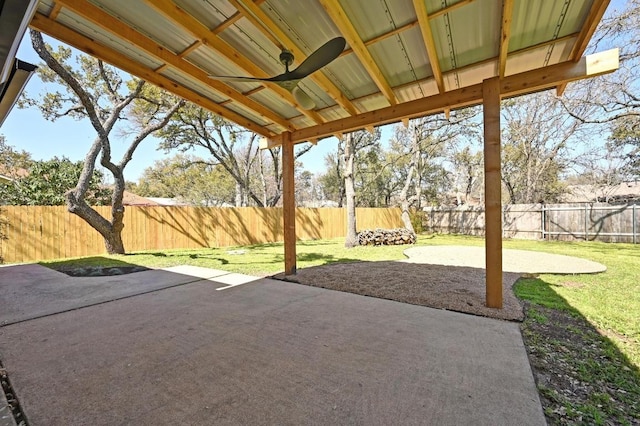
[276,261,524,321]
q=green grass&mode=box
[41,237,413,276]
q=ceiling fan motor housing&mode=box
[279,49,294,69]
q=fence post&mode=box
[540,204,545,240]
[634,204,637,244]
[584,204,588,241]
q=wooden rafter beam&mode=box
[229,0,360,117]
[569,0,611,60]
[210,0,267,35]
[49,2,63,20]
[29,13,275,138]
[53,0,294,132]
[499,0,514,78]
[412,0,445,94]
[144,0,324,125]
[429,0,477,19]
[339,20,420,58]
[319,0,397,106]
[557,0,611,95]
[260,48,619,148]
[178,41,203,59]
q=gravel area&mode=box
[403,246,607,274]
[275,245,606,322]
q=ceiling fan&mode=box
[210,37,346,110]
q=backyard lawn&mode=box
[41,234,639,424]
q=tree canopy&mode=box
[0,157,110,206]
[135,154,236,206]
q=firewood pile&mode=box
[357,228,417,246]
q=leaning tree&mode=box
[25,31,183,253]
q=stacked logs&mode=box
[357,228,417,246]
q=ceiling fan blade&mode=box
[292,86,316,110]
[287,37,346,80]
[211,37,344,83]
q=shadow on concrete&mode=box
[43,256,151,276]
[0,264,229,326]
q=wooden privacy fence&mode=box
[423,203,640,243]
[0,206,403,263]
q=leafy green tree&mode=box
[24,31,183,254]
[0,157,110,205]
[295,169,325,207]
[354,142,395,207]
[317,134,389,208]
[135,154,236,206]
[0,136,33,178]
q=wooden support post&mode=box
[282,131,297,275]
[483,77,503,309]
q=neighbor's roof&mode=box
[0,166,30,184]
[29,0,614,145]
[122,191,160,206]
[563,181,640,203]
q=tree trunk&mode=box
[104,230,125,254]
[66,191,126,254]
[107,176,127,254]
[343,134,358,247]
[399,157,418,233]
[235,182,243,206]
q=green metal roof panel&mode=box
[510,0,594,52]
[430,0,500,73]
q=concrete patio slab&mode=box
[0,266,546,426]
[0,264,230,326]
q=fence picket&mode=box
[0,206,404,263]
[424,203,639,244]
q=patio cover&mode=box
[27,0,618,308]
[0,0,38,126]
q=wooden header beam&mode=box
[556,0,610,95]
[260,48,618,148]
